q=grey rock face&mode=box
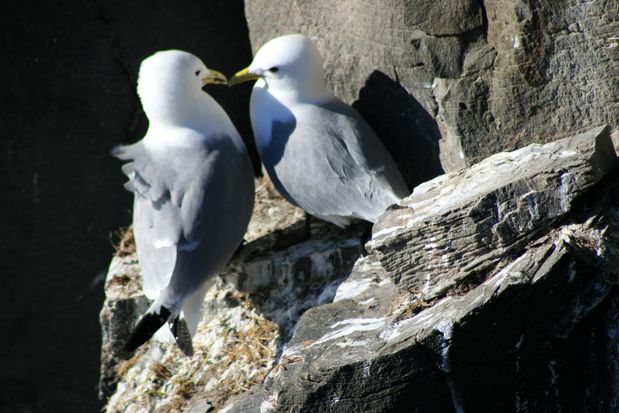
[101,126,619,412]
[221,126,619,413]
[369,125,616,300]
[244,0,619,180]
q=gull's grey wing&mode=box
[271,98,408,224]
[113,137,214,298]
[113,132,254,302]
[322,97,409,199]
[158,133,255,307]
[113,141,179,297]
[116,131,254,354]
[112,142,168,202]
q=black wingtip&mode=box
[171,316,194,357]
[124,306,172,353]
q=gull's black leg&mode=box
[304,212,312,240]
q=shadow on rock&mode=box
[223,219,368,359]
[353,70,444,190]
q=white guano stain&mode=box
[556,149,577,158]
[514,334,525,373]
[362,360,372,378]
[546,360,561,408]
[312,318,386,347]
[359,297,375,305]
[335,338,371,348]
[280,344,303,358]
[521,191,540,223]
[436,320,466,413]
[260,391,279,413]
[559,172,574,212]
[329,392,341,406]
[334,277,374,302]
[423,272,433,293]
[372,225,406,239]
[379,316,417,343]
[310,251,335,277]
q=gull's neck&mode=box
[259,77,332,105]
[144,91,224,129]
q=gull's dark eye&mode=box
[268,67,279,73]
[195,69,201,76]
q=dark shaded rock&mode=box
[1,2,254,412]
[353,71,444,190]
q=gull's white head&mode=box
[229,34,327,99]
[137,50,227,124]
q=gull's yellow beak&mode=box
[201,69,228,86]
[228,67,259,87]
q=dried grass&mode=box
[111,225,136,257]
[151,362,174,382]
[116,355,139,378]
[202,301,278,410]
[393,289,438,322]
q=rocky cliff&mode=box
[246,0,618,184]
[99,0,619,411]
[100,126,619,412]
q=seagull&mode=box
[112,50,255,355]
[229,34,408,228]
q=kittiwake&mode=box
[112,50,255,355]
[229,34,408,228]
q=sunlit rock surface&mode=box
[102,126,619,412]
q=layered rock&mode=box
[222,125,619,412]
[101,126,619,412]
[369,125,617,299]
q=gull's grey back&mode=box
[113,130,254,302]
[266,95,408,225]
